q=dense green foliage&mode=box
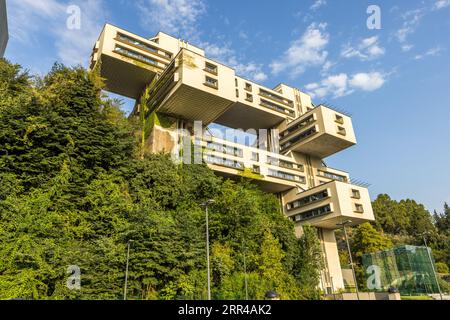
[0,59,323,300]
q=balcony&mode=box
[144,49,237,125]
[199,136,307,192]
[284,180,375,229]
[279,105,357,158]
[90,24,173,99]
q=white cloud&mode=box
[434,0,450,10]
[414,47,443,60]
[349,72,386,91]
[305,72,386,99]
[8,0,106,67]
[394,8,426,47]
[270,23,329,77]
[341,36,385,61]
[401,44,414,52]
[137,0,206,39]
[202,42,268,83]
[310,0,327,11]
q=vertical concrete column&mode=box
[321,228,345,292]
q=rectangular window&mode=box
[351,189,361,199]
[245,83,253,92]
[268,169,305,183]
[335,114,344,124]
[291,205,332,222]
[355,204,364,213]
[204,76,218,89]
[337,126,347,136]
[318,170,347,183]
[251,152,259,161]
[253,165,261,174]
[235,78,238,87]
[245,93,253,102]
[205,155,244,170]
[236,89,239,98]
[280,115,315,139]
[205,62,218,75]
[281,127,318,150]
[114,45,159,66]
[286,190,330,211]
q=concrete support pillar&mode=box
[320,228,345,293]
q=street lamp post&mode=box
[422,233,444,300]
[337,220,360,300]
[201,199,215,300]
[124,239,134,300]
[243,243,249,300]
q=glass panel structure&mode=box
[362,245,440,295]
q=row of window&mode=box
[317,170,348,183]
[268,169,306,183]
[260,99,295,117]
[267,156,304,172]
[286,190,330,211]
[206,142,243,157]
[259,89,294,107]
[280,127,318,150]
[205,155,244,170]
[291,205,332,222]
[280,115,315,139]
[116,33,172,59]
[114,45,164,67]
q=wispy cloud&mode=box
[310,0,327,11]
[433,0,450,10]
[137,0,206,39]
[394,8,426,49]
[341,36,386,61]
[8,0,106,67]
[270,22,329,77]
[414,47,443,60]
[305,72,386,99]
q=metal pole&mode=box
[343,225,360,300]
[243,244,249,300]
[206,205,211,300]
[124,241,132,300]
[423,235,443,300]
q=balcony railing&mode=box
[280,127,318,151]
[114,45,166,69]
[268,169,305,183]
[317,170,348,183]
[291,204,332,222]
[205,155,244,170]
[280,115,315,140]
[259,89,294,108]
[206,141,243,158]
[260,99,295,117]
[116,33,172,60]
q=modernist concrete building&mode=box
[90,24,375,293]
[0,0,8,57]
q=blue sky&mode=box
[4,0,450,212]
